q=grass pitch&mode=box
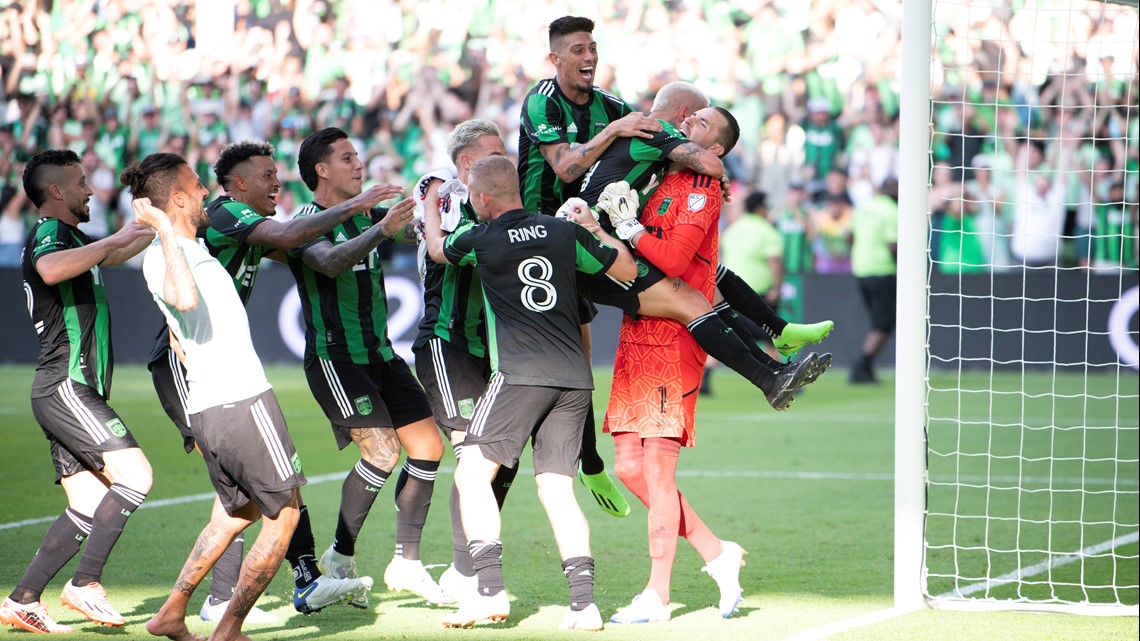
[1,364,1136,640]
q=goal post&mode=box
[895,0,1139,616]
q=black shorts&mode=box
[190,389,307,518]
[857,275,897,333]
[31,380,141,484]
[304,356,434,449]
[463,373,590,477]
[577,258,666,316]
[413,338,490,439]
[148,345,196,453]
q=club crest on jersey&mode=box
[354,395,373,415]
[458,398,475,420]
[106,418,127,438]
[291,452,303,474]
[657,198,673,215]
[687,194,706,212]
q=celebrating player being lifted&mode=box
[1,150,154,634]
[428,155,636,631]
[288,127,451,606]
[146,140,397,622]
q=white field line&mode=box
[782,531,1140,641]
[1,468,1134,531]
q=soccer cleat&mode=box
[199,596,278,624]
[438,564,479,605]
[293,574,373,615]
[774,320,835,358]
[609,589,671,624]
[60,580,124,627]
[764,352,819,411]
[440,590,509,628]
[318,545,368,609]
[702,541,747,618]
[383,556,455,605]
[558,603,604,631]
[577,469,631,517]
[798,352,833,387]
[0,598,74,634]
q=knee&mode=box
[363,448,400,473]
[612,456,642,489]
[535,473,572,506]
[104,449,154,494]
[402,424,445,461]
[670,283,712,324]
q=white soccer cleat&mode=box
[383,556,455,605]
[438,564,479,605]
[199,597,278,624]
[60,580,124,627]
[293,574,373,614]
[0,598,74,634]
[609,589,671,624]
[318,545,367,609]
[440,590,509,628]
[558,603,604,631]
[701,540,746,618]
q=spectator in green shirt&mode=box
[849,178,898,384]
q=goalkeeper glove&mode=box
[613,218,645,242]
[597,180,640,227]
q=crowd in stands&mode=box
[1,0,1137,272]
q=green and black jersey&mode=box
[518,78,633,216]
[415,201,486,358]
[577,119,687,207]
[1091,203,1136,267]
[443,210,617,388]
[288,202,395,365]
[23,218,114,398]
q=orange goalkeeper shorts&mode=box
[603,333,706,447]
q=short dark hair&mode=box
[744,191,767,213]
[297,127,348,191]
[549,16,594,50]
[22,149,81,208]
[712,107,740,158]
[120,153,188,211]
[214,140,275,190]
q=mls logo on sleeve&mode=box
[687,194,706,212]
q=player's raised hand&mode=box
[597,181,644,242]
[379,196,415,238]
[351,183,405,211]
[610,112,662,139]
[131,197,172,232]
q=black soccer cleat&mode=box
[764,352,819,411]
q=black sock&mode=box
[334,459,389,556]
[562,556,596,611]
[469,540,504,597]
[286,505,322,589]
[714,302,784,369]
[11,508,91,604]
[687,311,776,391]
[491,464,518,510]
[394,458,438,560]
[449,481,475,577]
[578,404,605,475]
[717,265,787,338]
[208,532,243,604]
[72,484,146,587]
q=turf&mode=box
[1,364,1136,640]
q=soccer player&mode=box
[518,15,662,517]
[428,155,636,631]
[120,153,305,641]
[288,127,450,606]
[0,150,153,634]
[146,140,398,621]
[600,107,755,623]
[413,119,518,604]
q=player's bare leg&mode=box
[209,493,299,641]
[147,497,254,641]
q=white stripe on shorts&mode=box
[467,372,504,438]
[168,348,191,426]
[430,338,457,418]
[250,399,293,482]
[319,358,353,419]
[58,380,111,443]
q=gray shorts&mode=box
[463,373,590,477]
[413,337,490,439]
[31,380,140,484]
[190,389,307,518]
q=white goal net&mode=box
[902,0,1139,615]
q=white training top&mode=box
[143,235,270,413]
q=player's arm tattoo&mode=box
[351,427,401,472]
[543,142,596,182]
[667,141,723,177]
[300,224,386,277]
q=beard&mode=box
[71,201,90,223]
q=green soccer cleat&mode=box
[578,469,631,517]
[774,320,835,358]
